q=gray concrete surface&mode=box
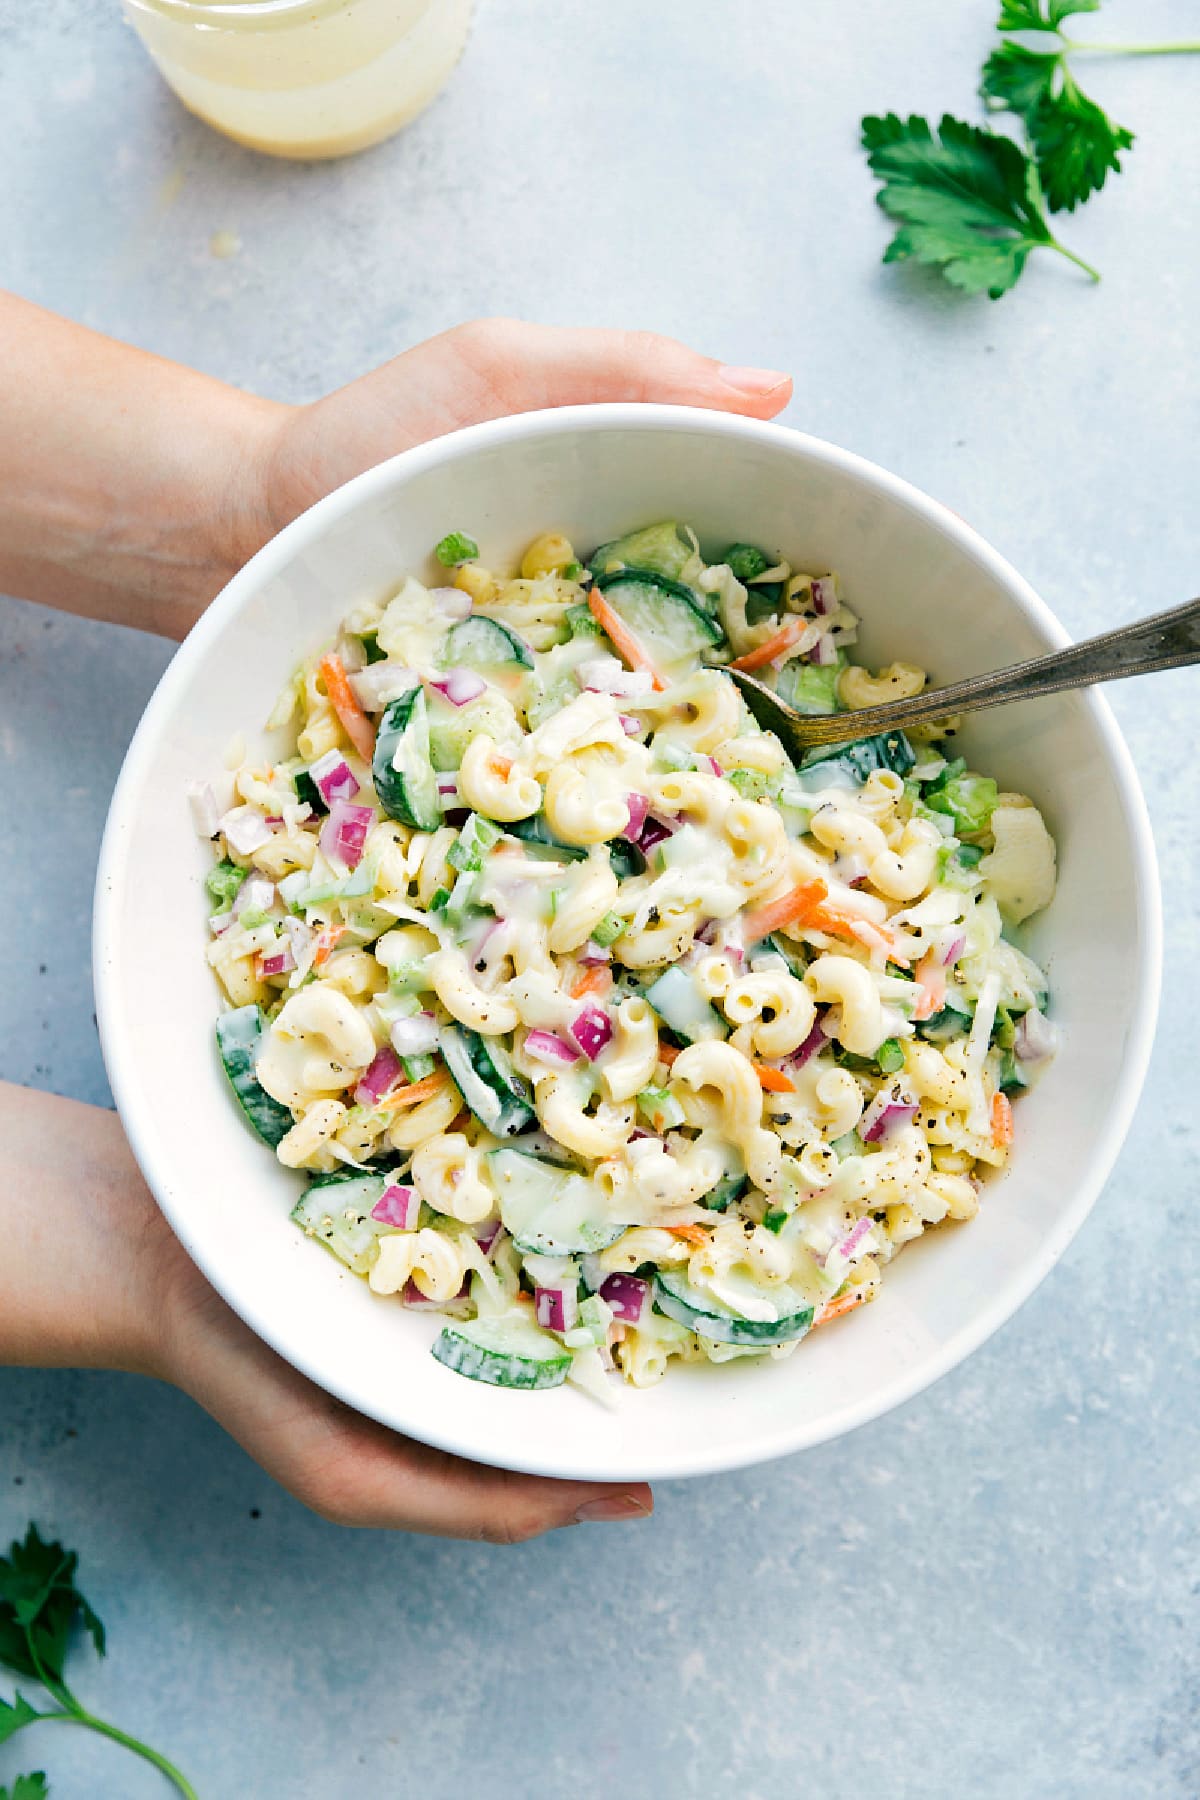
[1,1,1197,1795]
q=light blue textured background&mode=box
[2,2,1198,1796]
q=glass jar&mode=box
[122,0,474,160]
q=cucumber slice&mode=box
[428,688,521,773]
[644,967,729,1043]
[442,617,534,671]
[373,687,442,830]
[799,730,916,784]
[701,1171,750,1213]
[608,839,646,880]
[291,1172,391,1275]
[216,1006,293,1146]
[488,1148,624,1254]
[505,814,588,859]
[441,1027,535,1137]
[432,1313,571,1390]
[589,521,694,583]
[593,570,723,665]
[654,1270,815,1347]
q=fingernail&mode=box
[718,363,790,397]
[574,1494,652,1524]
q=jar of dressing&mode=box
[123,0,474,160]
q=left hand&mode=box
[241,316,792,564]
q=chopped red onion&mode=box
[209,911,235,937]
[219,805,272,856]
[319,799,374,871]
[833,854,869,888]
[337,635,368,674]
[282,916,314,962]
[355,1045,404,1105]
[825,1217,872,1267]
[402,1276,470,1307]
[371,1183,420,1229]
[474,1219,503,1255]
[535,1286,578,1334]
[524,1029,581,1068]
[940,930,967,968]
[309,748,360,805]
[811,577,837,616]
[638,816,674,854]
[188,782,221,839]
[430,585,473,621]
[788,1014,830,1069]
[390,1012,440,1056]
[622,793,650,841]
[436,774,461,803]
[619,714,643,738]
[861,1086,918,1142]
[807,630,837,666]
[234,873,275,920]
[599,1272,648,1324]
[1014,1008,1057,1063]
[256,943,295,979]
[431,669,487,707]
[579,941,612,966]
[707,756,723,777]
[570,1006,614,1061]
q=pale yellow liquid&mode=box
[123,0,474,159]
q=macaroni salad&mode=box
[196,520,1058,1396]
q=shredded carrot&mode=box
[376,1070,452,1112]
[571,965,613,1001]
[991,1091,1014,1148]
[312,924,347,968]
[587,588,668,691]
[743,879,831,944]
[911,950,946,1022]
[816,1288,866,1328]
[755,1064,795,1093]
[666,1223,710,1246]
[656,1039,681,1068]
[727,616,808,673]
[318,653,376,762]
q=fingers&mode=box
[168,1273,652,1541]
[266,316,792,534]
[441,318,793,418]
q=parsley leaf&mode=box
[0,1524,195,1798]
[997,0,1099,28]
[861,113,1097,297]
[0,1774,49,1800]
[983,0,1135,211]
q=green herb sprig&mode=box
[0,1526,196,1799]
[864,0,1199,298]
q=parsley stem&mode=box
[1049,239,1101,283]
[38,1708,198,1799]
[1061,39,1200,56]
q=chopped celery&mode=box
[205,859,246,913]
[831,1129,866,1159]
[448,813,502,874]
[429,887,451,912]
[924,764,999,835]
[402,1053,439,1082]
[388,959,430,994]
[999,1050,1029,1094]
[435,530,479,566]
[637,1086,686,1131]
[777,658,844,716]
[762,1207,790,1234]
[721,543,771,583]
[564,603,603,639]
[590,911,627,948]
[728,768,783,801]
[561,560,584,582]
[876,1038,906,1074]
[238,905,269,929]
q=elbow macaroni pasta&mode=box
[203,517,1056,1395]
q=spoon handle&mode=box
[759,593,1200,747]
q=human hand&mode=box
[2,1083,650,1540]
[245,316,792,556]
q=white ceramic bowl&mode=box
[94,406,1161,1482]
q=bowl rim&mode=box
[94,403,1163,1480]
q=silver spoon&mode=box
[726,594,1200,752]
